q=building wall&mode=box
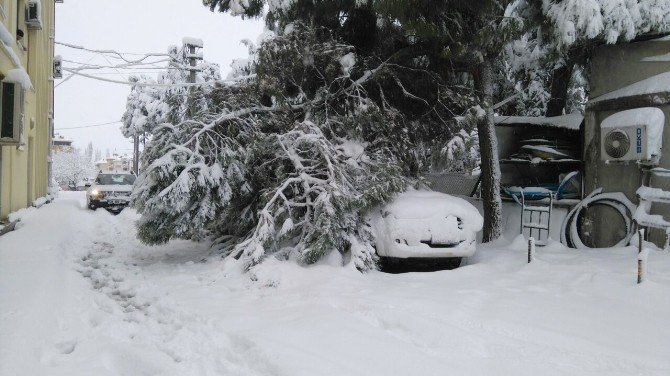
[0,0,55,219]
[584,105,670,247]
[29,0,55,202]
[589,38,670,98]
[584,39,670,247]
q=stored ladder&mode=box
[519,189,553,245]
[635,168,670,250]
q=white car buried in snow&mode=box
[368,191,483,270]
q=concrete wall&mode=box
[584,105,670,247]
[0,0,55,219]
[589,38,670,98]
[584,38,670,247]
[464,197,570,243]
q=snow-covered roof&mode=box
[642,52,670,62]
[494,113,583,131]
[601,107,664,130]
[52,137,73,144]
[650,34,670,42]
[601,107,665,159]
[182,37,203,48]
[589,71,670,106]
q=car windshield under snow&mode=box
[97,174,136,185]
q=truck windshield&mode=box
[96,174,136,185]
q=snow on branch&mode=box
[129,24,450,271]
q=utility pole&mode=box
[132,134,139,175]
[182,37,203,117]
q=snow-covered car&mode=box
[368,190,483,269]
[86,172,136,213]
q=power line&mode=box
[55,55,98,89]
[62,58,169,66]
[62,68,255,88]
[62,59,170,70]
[101,49,129,82]
[61,71,170,75]
[56,120,122,130]
[63,68,203,87]
[56,41,171,63]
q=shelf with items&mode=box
[500,159,582,166]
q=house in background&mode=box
[51,134,73,153]
[0,0,57,220]
[94,153,134,173]
[584,34,670,247]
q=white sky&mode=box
[54,0,264,155]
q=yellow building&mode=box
[0,0,56,220]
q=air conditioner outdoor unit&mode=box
[53,55,62,79]
[600,107,665,164]
[601,126,647,161]
[25,0,42,30]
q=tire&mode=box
[378,256,462,273]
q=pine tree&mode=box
[137,0,670,269]
[373,0,528,242]
[132,25,417,270]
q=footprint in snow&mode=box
[54,339,78,355]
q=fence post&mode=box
[638,229,646,284]
[528,237,535,263]
[638,250,647,284]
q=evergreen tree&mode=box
[373,0,527,242]
[133,25,417,270]
[121,46,222,145]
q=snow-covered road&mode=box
[1,192,669,375]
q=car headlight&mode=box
[90,189,104,198]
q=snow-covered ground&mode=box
[1,192,669,375]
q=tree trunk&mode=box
[474,57,503,242]
[545,61,574,117]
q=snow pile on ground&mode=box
[1,192,669,375]
[33,196,48,208]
